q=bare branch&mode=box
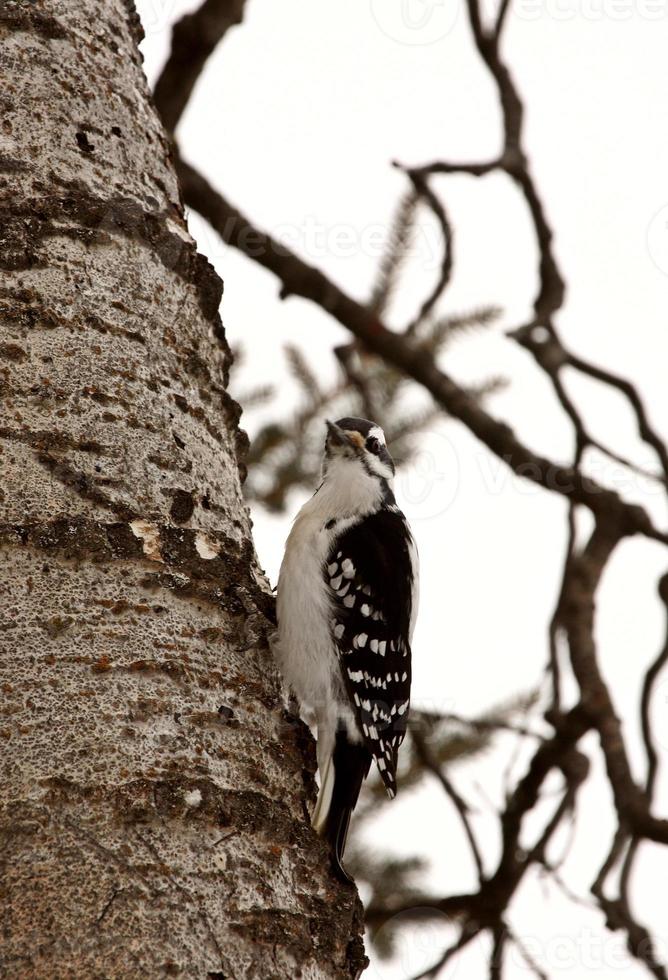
[413,728,485,882]
[638,574,668,798]
[489,921,507,980]
[399,167,453,334]
[366,705,592,933]
[508,926,548,980]
[177,156,668,545]
[408,923,482,980]
[558,523,668,844]
[456,0,668,502]
[586,575,668,980]
[153,0,246,133]
[495,0,512,41]
[566,352,668,484]
[408,158,501,178]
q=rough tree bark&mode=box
[0,2,365,977]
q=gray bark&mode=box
[0,2,365,977]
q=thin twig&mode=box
[408,923,481,980]
[399,166,454,334]
[495,0,512,40]
[508,925,548,980]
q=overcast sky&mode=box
[136,2,668,975]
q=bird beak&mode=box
[326,420,354,449]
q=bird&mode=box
[274,417,419,881]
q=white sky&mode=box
[136,2,668,976]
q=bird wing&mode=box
[324,506,416,797]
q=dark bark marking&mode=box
[227,899,368,974]
[0,291,145,345]
[35,452,135,520]
[38,776,300,846]
[169,489,195,524]
[171,391,228,448]
[0,516,274,621]
[0,180,223,322]
[0,155,29,173]
[0,7,67,40]
[75,131,95,154]
[0,343,28,362]
[0,517,140,563]
[0,426,107,455]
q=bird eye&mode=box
[366,436,382,455]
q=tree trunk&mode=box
[0,2,365,977]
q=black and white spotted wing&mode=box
[325,507,416,798]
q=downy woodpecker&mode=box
[275,418,418,880]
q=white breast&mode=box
[274,460,386,734]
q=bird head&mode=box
[323,417,395,484]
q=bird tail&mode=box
[312,730,371,882]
